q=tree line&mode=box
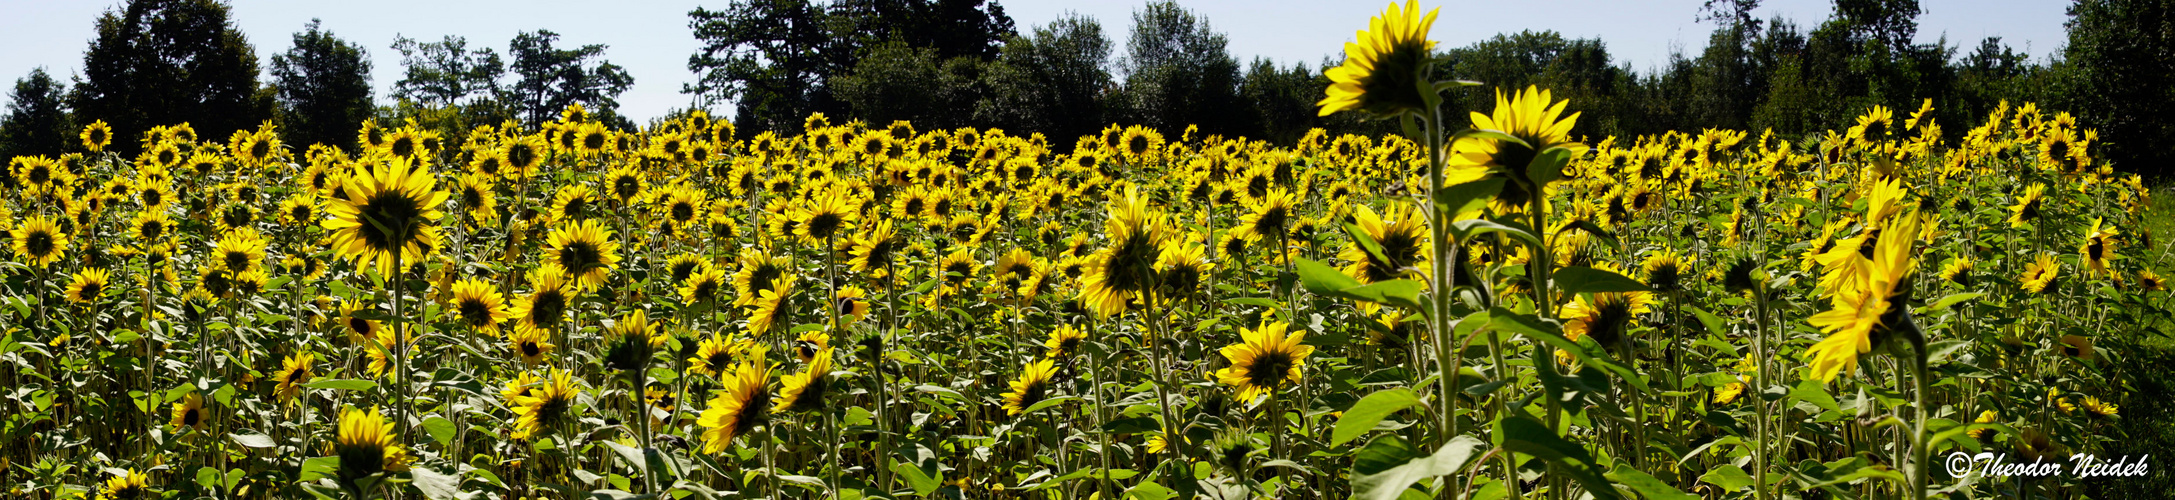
[4,0,2173,177]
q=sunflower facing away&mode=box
[2008,183,2046,228]
[1214,320,1315,402]
[331,405,412,485]
[773,347,834,413]
[1003,358,1060,417]
[1560,263,1657,350]
[323,158,447,276]
[1318,1,1439,117]
[1338,203,1429,283]
[699,350,773,454]
[1078,187,1170,317]
[1447,85,1588,207]
[511,368,580,439]
[1803,209,1922,382]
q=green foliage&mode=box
[271,19,373,152]
[69,0,271,155]
[2064,0,2175,179]
[0,68,74,159]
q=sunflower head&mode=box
[1213,320,1315,402]
[1319,1,1440,118]
[1002,358,1060,417]
[331,405,412,486]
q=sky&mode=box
[0,0,2071,123]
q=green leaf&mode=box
[229,430,275,449]
[1606,463,1696,500]
[1340,279,1430,311]
[1787,378,1839,412]
[1917,292,1985,314]
[1349,434,1488,500]
[298,456,338,482]
[1332,388,1421,447]
[196,467,222,493]
[1698,464,1756,492]
[1295,257,1366,296]
[1433,177,1506,220]
[1493,415,1620,500]
[1553,266,1652,295]
[1018,395,1079,417]
[1450,219,1542,249]
[302,379,377,391]
[890,460,941,496]
[409,465,463,500]
[421,416,457,447]
[1125,480,1176,500]
[1524,146,1577,187]
[1485,309,1647,393]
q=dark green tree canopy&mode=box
[271,19,374,152]
[1121,1,1244,136]
[70,0,270,154]
[1,68,75,159]
[391,34,504,107]
[505,29,635,127]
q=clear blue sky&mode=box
[0,0,2070,123]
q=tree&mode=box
[1834,0,1922,54]
[2064,0,2175,177]
[272,19,373,152]
[1239,58,1319,144]
[834,42,984,130]
[503,30,634,127]
[688,0,839,135]
[390,34,504,107]
[70,0,270,154]
[978,13,1113,141]
[1120,1,1244,135]
[0,69,74,159]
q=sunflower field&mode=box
[3,3,2170,500]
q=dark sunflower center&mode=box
[671,202,695,222]
[522,340,542,357]
[391,138,416,158]
[508,144,537,168]
[460,299,493,326]
[693,280,720,301]
[462,187,484,207]
[1247,352,1295,388]
[224,251,250,271]
[25,231,54,256]
[585,133,606,150]
[615,177,640,199]
[532,291,567,326]
[356,190,424,251]
[183,408,201,426]
[807,212,842,238]
[79,282,102,298]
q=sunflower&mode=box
[1446,85,1587,207]
[507,322,556,366]
[2080,217,2120,279]
[833,286,871,326]
[1003,358,1060,417]
[1043,325,1089,360]
[452,173,496,223]
[545,219,622,290]
[171,392,208,431]
[656,183,707,229]
[324,158,447,276]
[1338,203,1428,283]
[732,249,790,307]
[794,186,859,242]
[603,309,662,371]
[698,350,773,454]
[1238,187,1300,242]
[1641,248,1687,294]
[2019,253,2061,294]
[511,368,580,439]
[1803,211,1921,382]
[331,405,413,485]
[1154,239,1212,298]
[1215,320,1314,402]
[12,214,67,268]
[365,328,410,377]
[2059,334,2095,360]
[81,120,112,152]
[1560,264,1657,349]
[746,273,797,337]
[2078,395,2119,418]
[1079,187,1169,317]
[515,265,578,329]
[212,227,267,273]
[65,268,109,304]
[1318,0,1439,117]
[688,332,747,379]
[548,184,600,223]
[2141,269,2168,292]
[450,278,512,330]
[1938,256,1974,286]
[97,469,150,499]
[337,300,380,346]
[2008,183,2046,228]
[680,266,730,306]
[270,352,316,403]
[503,136,545,180]
[773,347,834,413]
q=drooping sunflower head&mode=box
[331,405,412,484]
[1002,358,1060,417]
[1318,1,1439,118]
[697,351,773,454]
[603,309,659,371]
[511,368,580,440]
[1641,249,1686,294]
[774,348,835,413]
